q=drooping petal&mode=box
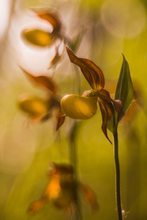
[97,89,119,143]
[20,67,57,94]
[98,100,112,143]
[56,112,66,130]
[66,47,105,90]
[49,39,64,68]
[79,183,99,210]
[28,197,47,214]
[34,10,61,35]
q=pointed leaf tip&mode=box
[115,55,134,122]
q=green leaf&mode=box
[115,55,134,121]
[22,29,54,47]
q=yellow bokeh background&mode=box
[0,0,147,220]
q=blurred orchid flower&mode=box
[18,67,64,128]
[28,163,98,216]
[21,9,64,68]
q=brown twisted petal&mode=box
[97,89,117,143]
[79,183,99,210]
[98,100,113,143]
[20,67,57,94]
[50,40,64,67]
[97,89,121,116]
[28,197,47,214]
[66,47,105,90]
[56,112,66,130]
[35,10,61,35]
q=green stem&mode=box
[113,128,123,220]
[69,122,82,220]
[68,59,82,220]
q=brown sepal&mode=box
[20,67,57,94]
[98,101,112,144]
[97,89,116,143]
[34,10,61,35]
[79,183,99,210]
[28,197,47,215]
[56,112,66,130]
[66,47,105,90]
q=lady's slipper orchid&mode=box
[60,47,121,143]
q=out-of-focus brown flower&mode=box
[21,9,64,68]
[18,68,63,128]
[28,163,99,216]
